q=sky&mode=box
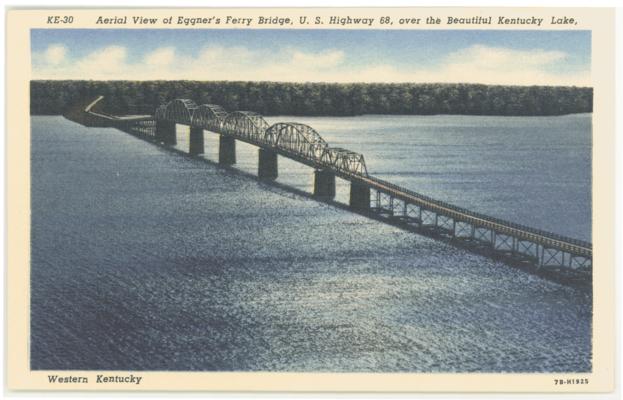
[31,29,591,86]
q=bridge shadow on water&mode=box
[114,123,591,292]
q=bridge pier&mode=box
[155,120,165,141]
[258,149,278,180]
[219,135,236,165]
[189,127,204,155]
[155,120,176,145]
[313,170,335,199]
[349,181,370,210]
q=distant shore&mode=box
[31,80,592,117]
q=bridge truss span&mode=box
[163,99,198,125]
[191,104,228,132]
[222,111,270,143]
[321,147,368,177]
[266,123,328,162]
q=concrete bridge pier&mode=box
[189,127,204,155]
[155,120,165,141]
[258,149,278,180]
[350,181,370,210]
[155,120,176,145]
[313,169,335,199]
[219,135,236,165]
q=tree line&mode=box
[30,80,593,117]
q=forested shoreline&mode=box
[31,80,593,117]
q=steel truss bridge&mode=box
[80,96,592,280]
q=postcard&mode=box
[5,6,616,394]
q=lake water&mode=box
[30,115,592,372]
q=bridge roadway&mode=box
[79,96,592,278]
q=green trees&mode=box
[30,80,593,116]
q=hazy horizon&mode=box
[31,29,591,86]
